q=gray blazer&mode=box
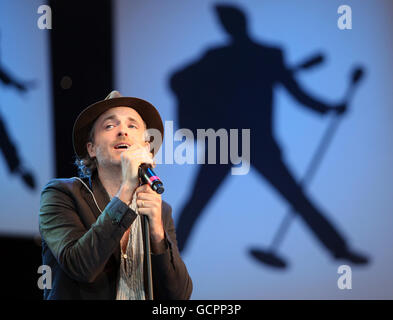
[39,172,192,300]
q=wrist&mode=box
[117,182,137,205]
[150,230,165,243]
[150,222,165,242]
[150,233,167,254]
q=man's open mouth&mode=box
[114,143,131,150]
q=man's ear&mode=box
[86,141,96,158]
[144,141,151,152]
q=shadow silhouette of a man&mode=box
[170,5,368,265]
[0,35,36,189]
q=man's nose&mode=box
[117,124,128,136]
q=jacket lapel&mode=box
[89,172,121,264]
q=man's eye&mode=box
[129,125,136,128]
[105,124,114,129]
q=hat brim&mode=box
[73,97,164,159]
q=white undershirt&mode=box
[115,192,146,300]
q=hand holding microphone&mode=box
[119,143,164,194]
[117,143,164,301]
[117,142,164,227]
[119,143,154,189]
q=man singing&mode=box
[39,91,192,299]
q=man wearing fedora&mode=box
[39,91,192,300]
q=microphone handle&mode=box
[138,163,161,300]
[143,215,154,300]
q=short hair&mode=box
[74,118,148,179]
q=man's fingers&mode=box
[137,192,160,201]
[137,199,158,208]
[137,208,152,216]
[121,151,154,167]
[136,186,161,199]
[136,184,153,193]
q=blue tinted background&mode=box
[0,0,53,236]
[115,0,393,298]
[0,0,391,299]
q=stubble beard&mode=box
[96,148,122,175]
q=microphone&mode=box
[138,163,164,194]
[138,163,162,300]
